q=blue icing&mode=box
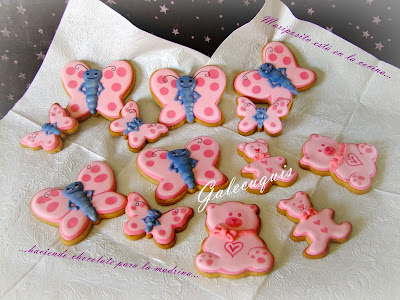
[77,67,105,115]
[41,123,61,136]
[258,62,298,95]
[142,209,162,233]
[123,117,143,135]
[167,148,198,189]
[252,108,269,129]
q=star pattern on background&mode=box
[372,16,381,25]
[18,73,26,80]
[106,0,116,5]
[36,51,45,60]
[16,4,26,15]
[160,5,169,14]
[38,28,44,34]
[366,0,373,4]
[243,0,250,6]
[326,26,333,32]
[1,27,11,38]
[1,54,9,62]
[7,94,14,101]
[362,30,370,38]
[218,0,223,3]
[375,42,384,51]
[172,28,179,36]
[307,8,315,15]
[204,36,211,42]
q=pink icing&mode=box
[149,66,226,127]
[123,193,193,246]
[277,192,352,257]
[109,100,168,150]
[195,202,274,276]
[31,161,127,244]
[300,134,378,191]
[136,136,227,204]
[62,60,134,120]
[236,97,290,135]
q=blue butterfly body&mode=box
[123,117,143,135]
[41,123,61,136]
[252,108,269,129]
[142,209,162,233]
[167,148,198,189]
[174,75,201,123]
[78,69,105,115]
[258,63,298,95]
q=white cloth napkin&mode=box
[1,0,399,298]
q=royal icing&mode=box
[31,161,127,245]
[234,41,316,104]
[20,103,78,153]
[236,97,290,136]
[277,191,352,258]
[124,193,193,247]
[62,60,135,121]
[195,202,274,277]
[300,134,378,192]
[136,136,228,205]
[109,100,168,152]
[238,139,298,193]
[149,65,226,128]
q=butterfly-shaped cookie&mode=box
[124,192,194,249]
[61,60,135,121]
[236,97,290,136]
[109,100,168,152]
[30,161,127,245]
[234,41,316,105]
[20,103,79,154]
[137,136,228,206]
[149,65,226,129]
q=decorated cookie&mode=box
[30,161,127,245]
[109,100,168,152]
[62,60,135,121]
[137,136,228,206]
[277,191,352,259]
[124,192,193,249]
[299,134,378,194]
[195,202,274,278]
[234,41,316,105]
[238,139,298,194]
[236,97,290,136]
[149,65,226,129]
[20,103,79,154]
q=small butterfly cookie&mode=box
[236,97,290,136]
[62,60,135,121]
[30,161,127,245]
[137,136,229,206]
[234,41,316,105]
[109,100,168,152]
[20,103,79,154]
[277,191,352,259]
[238,138,298,194]
[150,66,226,129]
[124,193,194,249]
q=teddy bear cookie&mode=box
[234,41,316,105]
[149,65,226,129]
[137,136,228,206]
[277,191,352,259]
[195,202,274,278]
[62,60,135,121]
[238,138,298,194]
[123,192,193,249]
[30,161,127,245]
[20,103,79,154]
[299,134,378,194]
[108,100,168,152]
[236,97,290,136]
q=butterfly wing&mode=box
[236,97,258,134]
[234,70,293,104]
[192,65,225,125]
[185,136,227,187]
[62,61,90,120]
[77,161,116,195]
[109,100,140,134]
[124,193,150,239]
[149,69,186,127]
[262,41,316,90]
[137,148,187,203]
[263,99,290,135]
[151,207,193,246]
[97,60,135,120]
[129,123,168,149]
[48,103,78,133]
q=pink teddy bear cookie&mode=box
[238,138,298,194]
[299,134,378,194]
[277,191,352,259]
[195,202,274,278]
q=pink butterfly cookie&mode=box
[109,100,168,152]
[236,97,290,136]
[299,134,378,194]
[137,136,229,206]
[277,191,352,259]
[20,103,79,154]
[62,60,135,121]
[31,161,127,245]
[124,192,194,249]
[238,139,298,194]
[195,202,274,278]
[149,65,226,129]
[234,41,316,105]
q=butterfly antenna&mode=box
[151,149,168,157]
[263,46,273,61]
[244,101,257,109]
[185,137,203,148]
[44,189,61,198]
[242,70,258,80]
[103,65,116,71]
[163,75,179,83]
[193,71,210,78]
[74,63,88,71]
